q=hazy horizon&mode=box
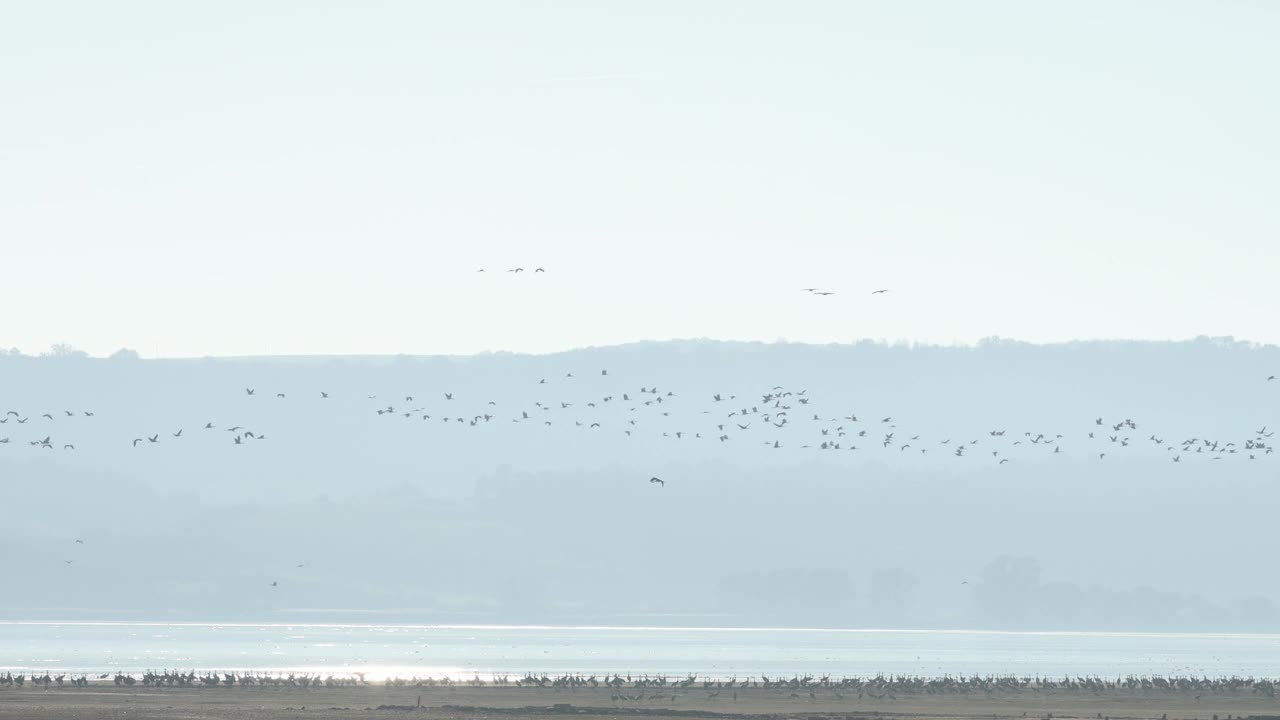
[7,332,1280,361]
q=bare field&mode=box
[3,684,1279,720]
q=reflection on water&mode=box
[2,622,1280,680]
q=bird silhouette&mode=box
[649,476,665,487]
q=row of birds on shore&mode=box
[3,368,1277,466]
[3,670,1278,697]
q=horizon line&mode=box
[4,334,1275,362]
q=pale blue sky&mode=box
[2,1,1277,357]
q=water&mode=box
[3,622,1280,680]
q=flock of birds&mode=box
[4,367,1278,468]
[5,364,1278,583]
[3,670,1277,700]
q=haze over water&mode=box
[5,623,1280,680]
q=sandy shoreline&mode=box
[3,683,1280,720]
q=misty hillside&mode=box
[2,337,1279,631]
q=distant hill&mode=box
[2,337,1278,630]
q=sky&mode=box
[1,1,1278,358]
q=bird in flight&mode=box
[871,289,890,294]
[649,476,665,487]
[245,388,255,396]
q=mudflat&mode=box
[2,684,1278,720]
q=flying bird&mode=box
[649,476,665,487]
